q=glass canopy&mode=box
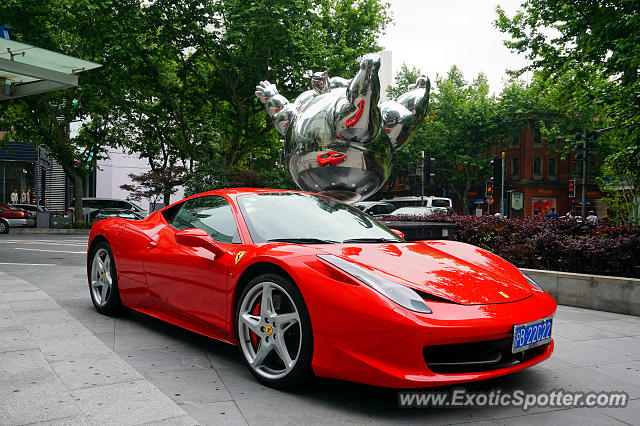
[0,39,101,100]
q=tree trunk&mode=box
[72,172,85,224]
[163,190,171,207]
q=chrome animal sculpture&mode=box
[256,53,430,202]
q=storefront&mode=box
[0,142,51,206]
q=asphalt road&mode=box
[1,233,639,425]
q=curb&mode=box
[8,228,90,235]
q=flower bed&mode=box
[381,214,640,279]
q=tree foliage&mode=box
[495,1,640,220]
[0,0,125,221]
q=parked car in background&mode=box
[0,203,35,233]
[380,196,453,213]
[90,208,145,224]
[353,201,396,217]
[388,206,436,217]
[69,198,147,219]
[11,203,48,213]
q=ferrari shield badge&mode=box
[235,251,246,265]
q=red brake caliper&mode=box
[250,302,261,348]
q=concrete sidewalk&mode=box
[2,260,640,425]
[0,271,197,425]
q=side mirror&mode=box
[390,228,405,239]
[175,228,226,257]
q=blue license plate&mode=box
[512,317,552,353]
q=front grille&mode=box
[423,338,548,374]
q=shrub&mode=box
[382,214,640,278]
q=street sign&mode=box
[486,196,494,205]
[511,191,524,210]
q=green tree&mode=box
[0,0,132,221]
[495,1,640,218]
[389,66,502,214]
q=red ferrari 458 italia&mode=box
[317,151,347,166]
[87,189,556,389]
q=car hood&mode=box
[316,240,533,305]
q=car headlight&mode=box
[317,254,431,313]
[521,272,545,292]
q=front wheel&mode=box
[236,273,313,388]
[0,219,8,234]
[88,241,122,315]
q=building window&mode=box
[511,158,520,176]
[548,158,557,179]
[533,157,542,177]
[534,128,542,145]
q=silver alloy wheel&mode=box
[238,281,302,380]
[90,248,113,307]
[0,220,7,233]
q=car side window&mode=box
[171,195,240,244]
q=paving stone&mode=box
[119,345,213,374]
[146,368,232,405]
[0,289,50,302]
[182,401,248,426]
[72,380,188,425]
[216,364,285,401]
[0,328,38,353]
[9,298,61,312]
[585,360,640,387]
[594,397,640,425]
[552,321,624,341]
[585,319,640,337]
[0,388,82,425]
[49,352,144,390]
[552,339,637,366]
[0,304,23,331]
[498,407,626,425]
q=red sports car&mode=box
[317,151,347,166]
[87,189,556,389]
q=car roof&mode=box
[354,201,393,207]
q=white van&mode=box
[380,196,453,213]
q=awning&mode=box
[0,39,101,100]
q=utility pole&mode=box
[420,151,425,206]
[581,131,588,218]
[501,151,506,216]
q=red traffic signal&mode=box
[568,179,576,198]
[485,181,494,197]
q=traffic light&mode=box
[424,156,436,184]
[568,179,576,198]
[491,157,502,182]
[485,180,494,198]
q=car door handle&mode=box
[148,240,157,249]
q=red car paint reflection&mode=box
[317,151,347,166]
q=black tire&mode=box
[88,241,123,315]
[0,219,8,234]
[236,273,313,389]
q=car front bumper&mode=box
[305,277,557,388]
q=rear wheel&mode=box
[0,219,8,234]
[88,242,122,315]
[236,273,313,388]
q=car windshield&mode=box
[237,193,403,244]
[431,200,450,208]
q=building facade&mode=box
[488,127,606,218]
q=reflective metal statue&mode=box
[256,53,430,202]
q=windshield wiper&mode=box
[267,238,340,244]
[342,238,401,243]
